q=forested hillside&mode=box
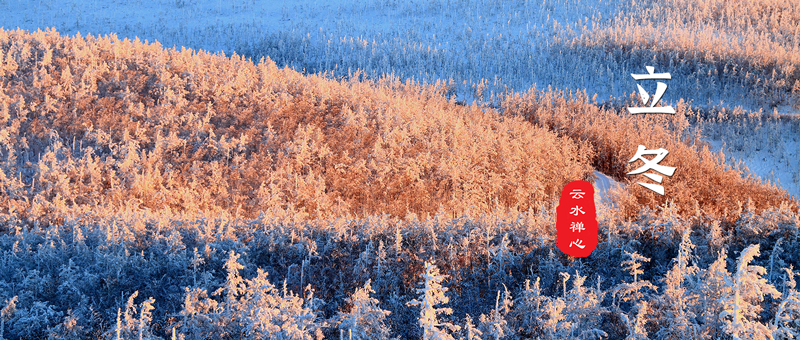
[0,28,798,339]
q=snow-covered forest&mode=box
[0,0,799,339]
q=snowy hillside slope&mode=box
[2,0,798,197]
[0,22,798,340]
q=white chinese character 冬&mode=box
[569,189,585,199]
[627,145,676,195]
[569,206,585,216]
[569,239,586,249]
[570,222,585,233]
[628,66,675,115]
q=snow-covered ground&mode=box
[1,0,627,101]
[705,137,800,200]
[2,0,797,199]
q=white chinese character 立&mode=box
[628,66,675,115]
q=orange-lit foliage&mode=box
[0,28,592,222]
[503,88,795,220]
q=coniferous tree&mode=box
[407,261,460,340]
[614,251,656,309]
[459,314,483,340]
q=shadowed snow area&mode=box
[593,170,621,206]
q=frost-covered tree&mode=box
[459,314,482,340]
[654,230,699,340]
[613,251,656,308]
[1,296,17,340]
[220,251,247,307]
[108,291,157,340]
[353,240,375,283]
[698,250,733,339]
[509,278,546,338]
[337,280,392,340]
[540,296,569,340]
[373,240,391,294]
[211,250,248,335]
[626,301,649,340]
[239,270,322,340]
[488,234,517,288]
[478,286,512,340]
[407,261,460,340]
[179,287,220,340]
[137,296,157,340]
[720,244,781,340]
[768,238,785,284]
[179,252,322,340]
[622,251,648,284]
[772,266,800,340]
[563,272,607,339]
[46,309,84,340]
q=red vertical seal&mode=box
[556,180,597,257]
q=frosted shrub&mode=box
[653,230,699,339]
[613,251,656,308]
[477,286,512,340]
[772,267,800,340]
[337,280,392,340]
[720,244,781,340]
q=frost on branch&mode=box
[407,261,460,340]
[337,279,392,340]
[720,244,781,340]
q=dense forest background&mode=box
[1,0,800,339]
